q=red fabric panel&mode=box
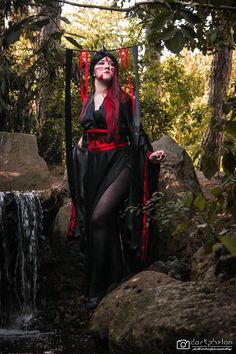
[119,48,124,71]
[79,51,85,101]
[128,76,135,114]
[85,50,89,100]
[124,47,129,68]
[67,202,77,238]
[141,151,153,262]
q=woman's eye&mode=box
[96,60,115,66]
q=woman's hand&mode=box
[148,150,166,164]
[78,136,83,149]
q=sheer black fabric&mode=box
[88,168,131,298]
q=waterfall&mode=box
[0,192,43,328]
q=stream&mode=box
[0,329,110,354]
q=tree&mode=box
[0,6,8,130]
[200,48,233,172]
[36,0,62,125]
[124,0,236,173]
[62,1,141,50]
[1,0,235,167]
[140,49,210,159]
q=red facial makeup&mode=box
[94,57,116,80]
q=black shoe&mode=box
[85,295,103,310]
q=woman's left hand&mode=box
[148,150,166,164]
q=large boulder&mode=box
[89,271,180,340]
[0,132,50,191]
[150,135,202,260]
[108,280,236,354]
[152,135,201,200]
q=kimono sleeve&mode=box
[123,97,160,263]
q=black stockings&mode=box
[88,168,131,298]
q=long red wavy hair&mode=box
[103,72,130,141]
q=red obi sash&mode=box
[87,129,129,152]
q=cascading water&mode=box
[0,192,111,353]
[0,192,43,328]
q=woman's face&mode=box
[94,56,116,81]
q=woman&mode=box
[69,48,165,309]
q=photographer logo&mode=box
[176,340,190,350]
[176,338,233,351]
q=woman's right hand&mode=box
[78,136,83,149]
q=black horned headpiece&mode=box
[89,48,119,77]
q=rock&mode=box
[191,246,215,280]
[150,136,202,261]
[53,202,72,248]
[152,135,201,200]
[62,166,69,192]
[109,280,236,354]
[214,232,236,278]
[192,236,236,281]
[203,265,216,281]
[0,132,50,191]
[151,227,190,263]
[89,271,180,340]
[212,242,225,259]
[39,203,88,299]
[148,257,190,281]
[215,255,236,278]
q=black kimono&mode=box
[67,94,159,298]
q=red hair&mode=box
[104,73,129,141]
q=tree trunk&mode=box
[0,7,8,131]
[200,47,233,171]
[36,0,62,126]
[41,0,62,46]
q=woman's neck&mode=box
[94,79,110,96]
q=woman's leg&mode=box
[88,168,131,299]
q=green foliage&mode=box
[201,155,218,179]
[124,191,190,233]
[141,49,211,160]
[1,0,235,167]
[165,30,185,54]
[1,0,79,52]
[219,236,236,255]
[2,1,236,55]
[1,0,143,162]
[126,0,236,54]
[64,36,82,49]
[143,5,201,54]
[180,187,236,258]
[194,194,206,211]
[222,149,236,174]
[62,3,141,50]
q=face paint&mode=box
[94,56,116,81]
